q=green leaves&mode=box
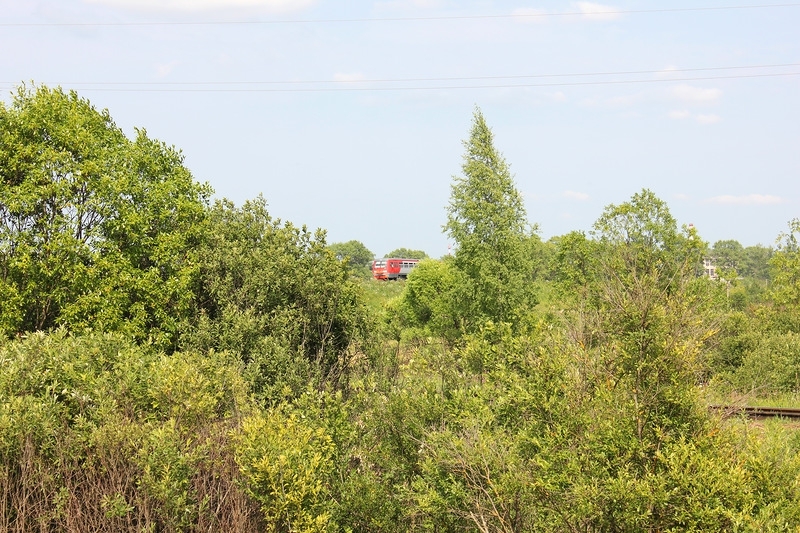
[0,85,209,349]
[182,197,370,403]
[771,218,800,311]
[441,108,538,333]
[328,240,374,278]
[236,409,336,532]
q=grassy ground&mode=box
[359,278,406,314]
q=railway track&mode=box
[709,405,800,419]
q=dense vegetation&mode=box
[2,87,800,532]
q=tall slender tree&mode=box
[444,108,536,330]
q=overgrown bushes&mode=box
[6,88,800,531]
[0,331,261,532]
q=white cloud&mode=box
[550,91,567,102]
[155,61,179,77]
[673,193,691,201]
[512,7,549,23]
[84,0,315,13]
[577,2,621,20]
[671,84,722,103]
[669,110,691,120]
[333,72,366,82]
[708,194,784,205]
[563,190,590,201]
[696,114,721,125]
[656,66,679,79]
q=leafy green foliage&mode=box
[585,190,712,444]
[771,219,800,309]
[711,239,773,283]
[5,87,800,532]
[443,108,538,332]
[0,85,209,350]
[741,244,773,280]
[329,239,374,278]
[236,408,336,532]
[0,331,260,531]
[384,248,428,260]
[718,331,800,395]
[393,258,461,341]
[182,197,370,404]
[712,239,745,273]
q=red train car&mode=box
[372,258,420,280]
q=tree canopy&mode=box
[384,247,428,260]
[0,85,209,349]
[443,108,537,330]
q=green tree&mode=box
[741,243,773,281]
[587,189,711,457]
[443,108,537,331]
[394,258,460,341]
[711,239,744,277]
[328,239,374,277]
[182,198,369,403]
[550,231,599,292]
[767,219,800,332]
[0,84,209,349]
[384,247,428,260]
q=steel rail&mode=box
[709,405,800,419]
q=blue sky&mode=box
[2,0,798,257]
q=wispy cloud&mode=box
[671,84,722,103]
[655,66,679,79]
[696,114,721,125]
[606,93,642,107]
[563,190,590,201]
[577,2,621,20]
[84,0,315,13]
[669,110,691,120]
[708,194,783,205]
[333,72,366,82]
[579,92,643,109]
[155,61,179,77]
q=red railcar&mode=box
[372,258,420,280]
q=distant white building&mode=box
[703,258,717,279]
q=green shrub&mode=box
[235,408,335,532]
[728,332,800,394]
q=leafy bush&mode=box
[236,406,336,532]
[0,85,210,350]
[726,332,800,394]
[0,331,259,532]
[182,198,370,403]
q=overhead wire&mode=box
[10,62,799,88]
[2,4,797,94]
[1,3,799,27]
[3,71,797,94]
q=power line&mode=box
[2,3,799,27]
[5,71,796,94]
[12,62,798,87]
